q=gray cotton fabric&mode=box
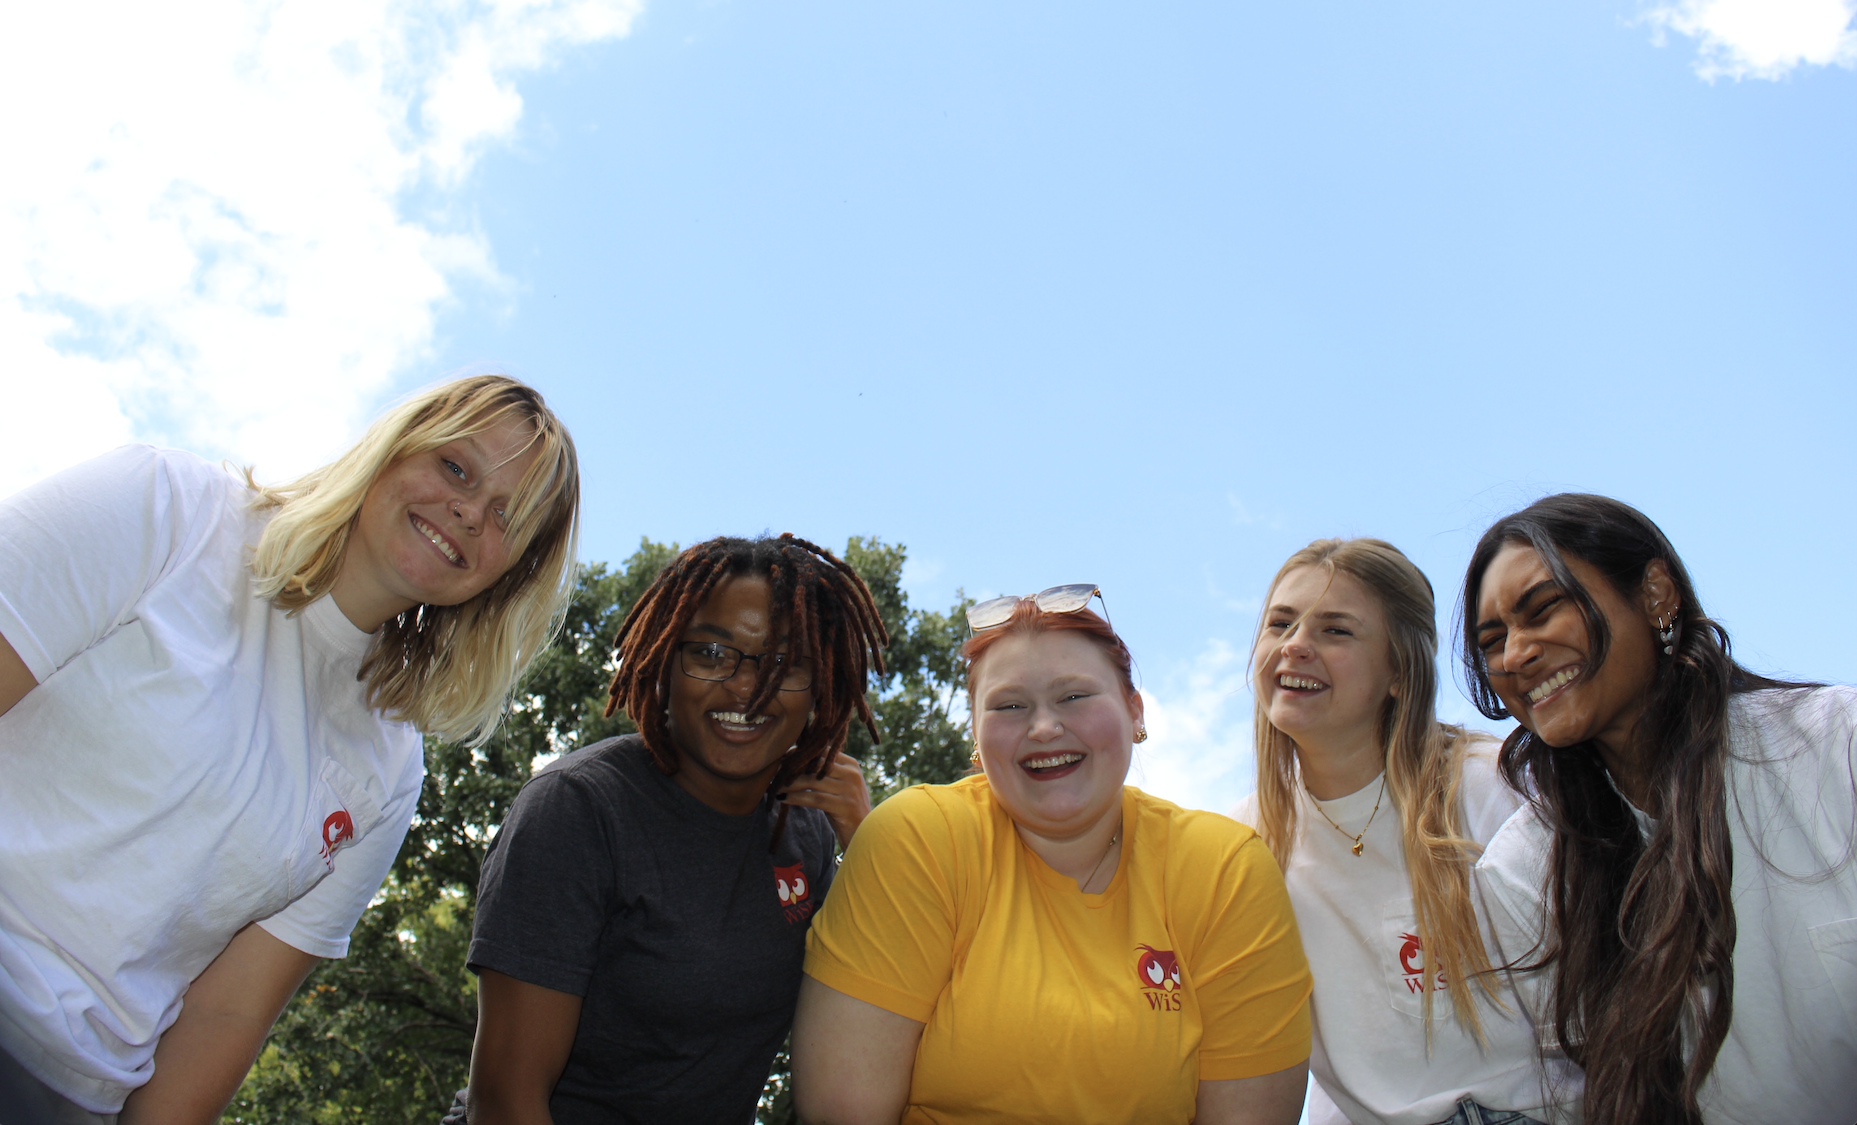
[466,735,837,1125]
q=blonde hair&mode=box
[1251,537,1498,1036]
[247,374,580,744]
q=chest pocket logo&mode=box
[289,758,385,897]
[776,862,814,924]
[1384,904,1450,1019]
[1136,944,1184,1011]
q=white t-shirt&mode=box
[0,445,425,1113]
[1478,686,1857,1125]
[1236,741,1577,1125]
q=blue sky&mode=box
[3,0,1854,816]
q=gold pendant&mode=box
[1351,841,1365,856]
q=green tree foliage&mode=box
[224,537,971,1124]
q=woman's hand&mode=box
[118,924,319,1125]
[780,752,872,850]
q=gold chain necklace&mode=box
[1081,824,1122,892]
[1309,775,1386,857]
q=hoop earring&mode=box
[969,743,982,766]
[1133,725,1149,744]
[1657,614,1678,656]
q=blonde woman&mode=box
[0,375,579,1125]
[1235,539,1573,1125]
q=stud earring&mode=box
[1657,614,1678,656]
[1133,725,1149,744]
[969,743,982,766]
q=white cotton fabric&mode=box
[1236,743,1579,1125]
[0,445,424,1113]
[1477,686,1857,1125]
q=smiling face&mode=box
[337,413,542,631]
[1473,542,1666,754]
[664,574,815,814]
[1252,566,1400,762]
[971,630,1141,841]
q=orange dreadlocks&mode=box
[604,534,889,846]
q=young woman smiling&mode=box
[1462,494,1857,1125]
[792,588,1312,1125]
[1235,540,1568,1125]
[0,375,580,1125]
[457,535,885,1125]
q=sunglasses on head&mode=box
[965,584,1110,632]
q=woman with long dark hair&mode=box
[1461,493,1857,1125]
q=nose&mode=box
[449,497,483,534]
[1280,625,1314,661]
[1498,629,1540,678]
[1027,704,1064,743]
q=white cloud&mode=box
[1645,0,1857,80]
[0,0,641,494]
[1128,638,1258,817]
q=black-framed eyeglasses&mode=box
[676,641,813,692]
[965,584,1110,632]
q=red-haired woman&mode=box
[458,535,886,1125]
[792,587,1312,1125]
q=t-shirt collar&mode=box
[300,592,377,660]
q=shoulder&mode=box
[1130,787,1266,873]
[863,775,990,837]
[1474,798,1551,894]
[1731,685,1857,753]
[1452,729,1527,845]
[519,735,649,811]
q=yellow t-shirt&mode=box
[804,776,1312,1124]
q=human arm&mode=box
[117,924,319,1125]
[1195,1063,1310,1125]
[781,752,872,850]
[465,970,583,1125]
[0,630,33,718]
[790,975,924,1125]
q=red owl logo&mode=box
[775,862,815,923]
[1136,945,1181,990]
[775,863,809,906]
[317,810,355,870]
[1398,932,1424,977]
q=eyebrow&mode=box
[688,623,735,641]
[1475,579,1561,635]
[1268,605,1362,624]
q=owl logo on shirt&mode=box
[318,810,355,871]
[775,862,814,924]
[1136,945,1183,1011]
[1396,931,1448,994]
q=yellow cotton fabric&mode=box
[804,776,1312,1125]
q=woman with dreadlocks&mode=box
[457,534,887,1125]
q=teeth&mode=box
[1527,667,1579,704]
[1278,675,1326,691]
[711,711,771,727]
[1023,752,1083,770]
[413,517,461,563]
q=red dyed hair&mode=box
[961,600,1137,700]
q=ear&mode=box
[1640,559,1681,622]
[1128,689,1146,728]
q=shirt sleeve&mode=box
[0,445,232,681]
[465,768,616,996]
[257,739,426,959]
[1473,808,1564,1056]
[802,786,959,1024]
[1178,826,1313,1081]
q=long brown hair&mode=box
[1252,538,1498,1035]
[1458,494,1805,1124]
[604,534,889,847]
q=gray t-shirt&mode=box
[467,735,838,1125]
